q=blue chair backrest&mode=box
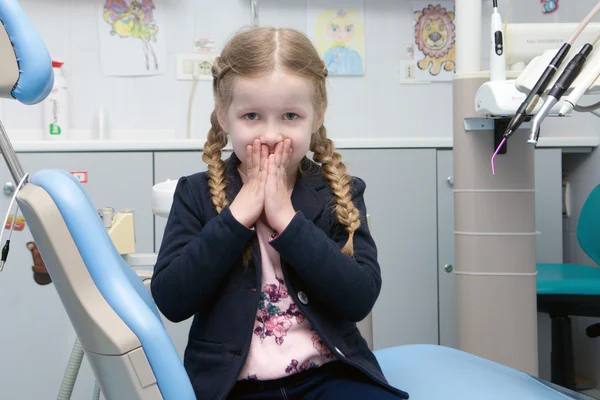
[577,183,600,267]
[29,170,196,399]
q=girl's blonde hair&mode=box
[202,26,360,266]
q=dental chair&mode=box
[0,0,596,399]
[536,183,600,391]
[0,1,195,399]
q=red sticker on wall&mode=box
[70,171,88,183]
[5,215,25,231]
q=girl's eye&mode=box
[284,113,298,121]
[244,113,259,120]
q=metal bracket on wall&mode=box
[251,0,259,26]
[493,118,510,155]
[464,117,532,131]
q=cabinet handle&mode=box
[444,264,453,273]
[3,182,15,196]
[447,176,454,187]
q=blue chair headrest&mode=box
[0,0,53,105]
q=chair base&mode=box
[538,294,600,391]
[550,315,576,390]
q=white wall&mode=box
[4,0,600,146]
[2,0,456,147]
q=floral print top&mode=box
[237,171,335,381]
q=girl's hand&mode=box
[230,139,268,228]
[264,139,296,233]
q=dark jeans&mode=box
[227,361,405,400]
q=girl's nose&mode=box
[260,127,283,151]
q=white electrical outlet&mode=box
[176,53,217,81]
[398,60,429,84]
[406,63,415,80]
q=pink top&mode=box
[237,169,335,381]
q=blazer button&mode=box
[298,291,309,305]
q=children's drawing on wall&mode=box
[98,0,167,76]
[412,2,455,82]
[542,0,558,14]
[307,0,366,76]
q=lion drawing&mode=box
[414,4,456,76]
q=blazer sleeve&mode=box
[269,177,381,322]
[151,176,255,322]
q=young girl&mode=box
[152,26,409,400]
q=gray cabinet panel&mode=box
[153,151,233,251]
[19,152,155,254]
[338,149,439,349]
[0,152,153,400]
[534,148,563,264]
[436,149,456,348]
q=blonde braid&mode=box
[311,125,361,256]
[201,110,255,267]
[208,58,255,268]
[201,110,228,213]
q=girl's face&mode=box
[218,70,323,174]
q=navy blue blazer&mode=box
[151,153,409,400]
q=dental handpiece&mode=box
[560,47,600,116]
[529,43,594,145]
[503,43,572,139]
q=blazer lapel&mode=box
[291,157,327,222]
[224,153,243,204]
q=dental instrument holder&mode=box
[454,0,539,376]
[99,207,137,255]
[493,119,509,154]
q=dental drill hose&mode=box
[549,44,593,100]
[57,336,102,400]
[490,0,506,82]
[57,337,84,400]
[529,43,594,144]
[503,2,600,138]
[93,380,101,400]
[503,43,571,139]
[560,29,600,116]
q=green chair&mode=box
[537,183,600,390]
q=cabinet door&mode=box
[534,148,563,264]
[338,149,439,349]
[0,152,153,400]
[437,149,457,348]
